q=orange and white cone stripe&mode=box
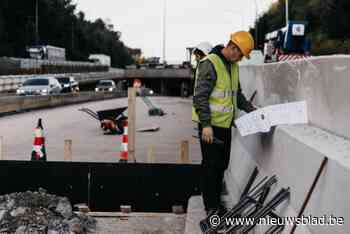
[120,120,128,161]
[33,128,45,159]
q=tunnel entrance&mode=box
[79,78,193,98]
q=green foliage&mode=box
[253,0,350,55]
[0,0,134,68]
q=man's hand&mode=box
[202,126,213,144]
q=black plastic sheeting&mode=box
[0,161,201,212]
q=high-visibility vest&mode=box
[192,54,239,128]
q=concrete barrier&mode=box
[225,56,350,233]
[0,91,126,115]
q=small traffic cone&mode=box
[119,120,128,163]
[31,118,47,161]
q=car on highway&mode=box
[56,76,79,93]
[95,80,116,92]
[16,77,62,96]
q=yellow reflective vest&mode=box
[192,54,239,128]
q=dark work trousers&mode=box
[198,124,232,211]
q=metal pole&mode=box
[128,88,136,163]
[64,139,73,161]
[71,22,74,51]
[254,0,258,49]
[162,0,166,64]
[290,157,328,234]
[285,0,289,26]
[35,0,39,45]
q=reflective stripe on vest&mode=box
[210,104,234,113]
[211,90,236,98]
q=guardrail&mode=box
[0,91,126,115]
[0,68,192,93]
[0,71,125,92]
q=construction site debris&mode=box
[136,125,160,132]
[0,189,96,234]
[148,108,165,116]
[140,95,165,116]
[79,107,127,135]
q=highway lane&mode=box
[0,96,201,164]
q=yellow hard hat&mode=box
[230,31,254,59]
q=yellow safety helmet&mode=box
[230,31,254,59]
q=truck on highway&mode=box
[88,54,111,67]
[26,45,66,61]
[264,21,311,62]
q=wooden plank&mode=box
[180,140,189,163]
[0,136,3,160]
[147,145,155,163]
[64,139,72,161]
[136,125,160,132]
[128,87,136,162]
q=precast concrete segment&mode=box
[225,56,350,233]
[226,123,350,233]
[239,55,350,139]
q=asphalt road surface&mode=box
[0,96,201,164]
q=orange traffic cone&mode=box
[119,120,128,163]
[31,118,47,161]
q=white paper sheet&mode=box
[235,101,308,136]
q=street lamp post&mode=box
[35,0,39,45]
[253,0,258,49]
[162,0,167,65]
[285,0,289,26]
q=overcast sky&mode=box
[73,0,275,63]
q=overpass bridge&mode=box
[0,68,193,96]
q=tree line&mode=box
[251,0,350,55]
[0,0,134,67]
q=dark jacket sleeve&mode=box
[193,60,216,127]
[237,82,256,113]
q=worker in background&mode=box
[189,42,213,96]
[192,31,256,216]
[194,42,213,63]
[264,40,274,63]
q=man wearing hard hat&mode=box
[194,42,213,63]
[188,42,213,96]
[192,31,256,215]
